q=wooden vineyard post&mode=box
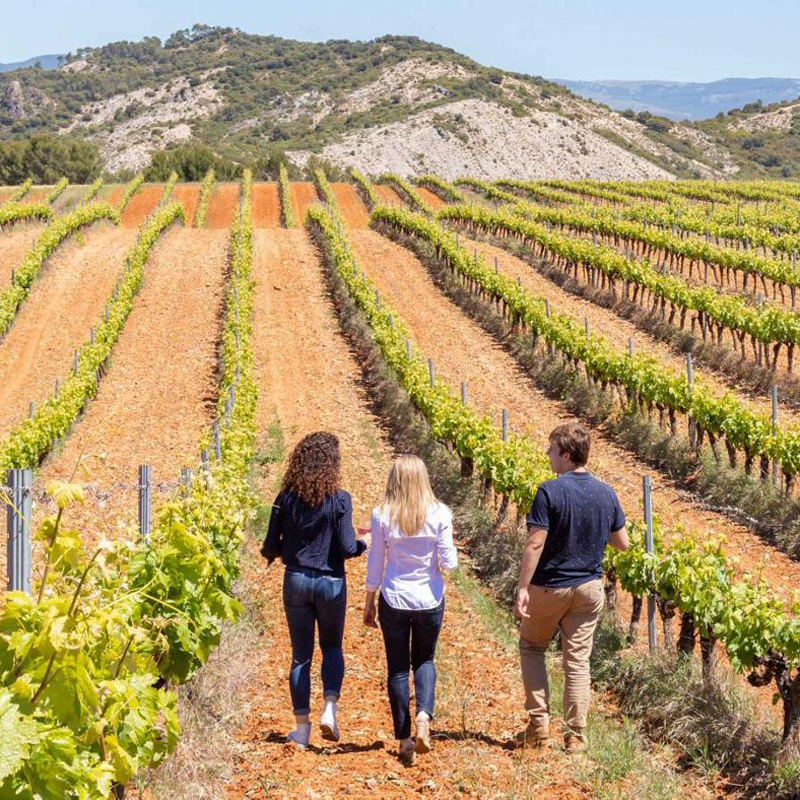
[428,359,435,388]
[461,382,467,406]
[6,469,32,593]
[181,467,192,498]
[643,475,657,653]
[502,409,508,442]
[138,465,152,546]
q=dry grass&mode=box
[131,540,270,799]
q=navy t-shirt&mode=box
[526,471,625,588]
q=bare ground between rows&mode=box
[28,227,228,546]
[121,184,165,228]
[172,184,202,228]
[416,186,446,210]
[251,183,281,228]
[345,228,800,597]
[206,183,241,229]
[0,225,137,440]
[374,184,405,208]
[0,222,47,288]
[289,182,323,226]
[331,183,370,228]
[462,235,800,430]
[222,229,593,798]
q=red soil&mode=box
[417,186,446,209]
[31,228,228,540]
[121,184,165,228]
[331,182,370,227]
[205,183,241,229]
[172,184,202,228]
[251,183,281,228]
[374,184,404,207]
[0,226,136,441]
[289,182,322,224]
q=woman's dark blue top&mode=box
[261,489,366,576]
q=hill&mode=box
[0,54,63,73]
[0,25,744,180]
[555,77,800,121]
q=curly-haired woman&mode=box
[261,432,368,749]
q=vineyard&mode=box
[6,169,800,799]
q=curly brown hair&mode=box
[282,432,341,506]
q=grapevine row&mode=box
[378,172,433,213]
[441,203,800,374]
[306,194,551,508]
[414,175,466,203]
[349,166,381,209]
[512,198,800,298]
[8,179,32,203]
[194,168,215,228]
[80,178,104,204]
[45,178,68,205]
[0,203,119,339]
[117,174,144,213]
[0,173,257,796]
[0,202,52,227]
[278,163,295,228]
[380,203,800,492]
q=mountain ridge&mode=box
[1,25,797,180]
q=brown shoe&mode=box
[564,733,587,754]
[399,740,416,767]
[516,720,550,749]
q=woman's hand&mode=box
[363,602,378,629]
[357,529,371,549]
[363,589,378,628]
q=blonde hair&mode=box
[383,455,436,536]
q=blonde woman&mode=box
[363,455,458,766]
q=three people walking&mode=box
[262,422,626,762]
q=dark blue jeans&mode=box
[283,567,347,715]
[379,594,445,740]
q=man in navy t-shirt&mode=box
[514,423,628,753]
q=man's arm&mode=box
[514,526,548,619]
[609,527,629,551]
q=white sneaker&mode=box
[320,703,340,742]
[287,722,311,749]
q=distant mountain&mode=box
[0,55,63,73]
[554,77,800,121]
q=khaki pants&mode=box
[519,578,604,738]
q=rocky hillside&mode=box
[0,25,746,179]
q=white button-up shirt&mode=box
[365,502,458,610]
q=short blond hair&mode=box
[383,455,436,536]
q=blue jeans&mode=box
[379,594,445,739]
[282,567,347,715]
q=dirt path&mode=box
[0,225,136,439]
[121,184,165,228]
[289,182,322,225]
[374,184,404,207]
[251,183,281,228]
[0,223,47,289]
[331,183,370,228]
[416,186,446,210]
[463,236,800,430]
[31,228,228,539]
[206,183,241,229]
[223,229,594,798]
[346,228,800,597]
[172,184,202,227]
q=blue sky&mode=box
[1,0,797,82]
